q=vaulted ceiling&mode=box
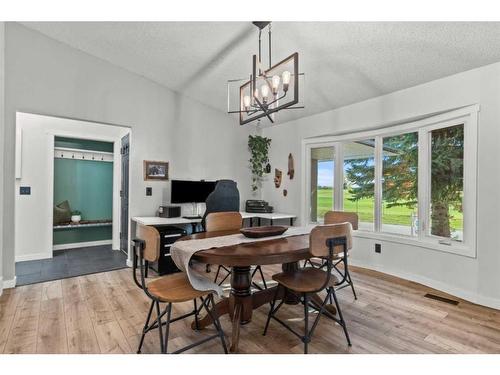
[21,22,500,125]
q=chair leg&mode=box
[155,301,165,353]
[345,263,358,300]
[214,265,222,283]
[303,293,310,354]
[263,285,281,336]
[218,268,231,286]
[137,300,155,354]
[330,287,351,346]
[257,266,268,289]
[203,295,228,354]
[193,299,200,330]
[163,303,172,354]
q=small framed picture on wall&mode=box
[144,160,169,181]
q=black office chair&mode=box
[202,180,240,228]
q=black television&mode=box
[171,180,217,203]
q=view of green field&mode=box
[316,188,463,230]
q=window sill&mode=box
[353,230,476,259]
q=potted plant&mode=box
[248,135,272,192]
[71,210,82,223]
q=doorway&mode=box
[14,112,131,285]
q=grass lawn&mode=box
[316,188,463,230]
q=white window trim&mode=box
[301,105,479,258]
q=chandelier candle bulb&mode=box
[282,70,291,92]
[261,84,270,102]
[243,95,251,110]
[271,75,280,94]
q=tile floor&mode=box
[15,245,127,286]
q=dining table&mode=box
[182,229,338,353]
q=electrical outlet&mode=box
[375,243,381,253]
[146,187,152,196]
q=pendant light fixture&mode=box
[227,22,304,125]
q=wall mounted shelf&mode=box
[54,146,114,162]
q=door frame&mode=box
[14,112,131,264]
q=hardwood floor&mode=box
[1,265,500,354]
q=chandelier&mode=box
[227,21,304,125]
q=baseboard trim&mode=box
[15,252,52,262]
[53,239,112,251]
[350,258,500,310]
[2,276,17,289]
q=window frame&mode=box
[304,141,341,222]
[301,105,479,258]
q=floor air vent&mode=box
[424,293,459,305]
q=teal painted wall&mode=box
[54,158,113,220]
[53,155,113,245]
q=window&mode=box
[304,106,478,256]
[429,124,464,242]
[382,132,418,236]
[309,146,335,222]
[343,140,375,231]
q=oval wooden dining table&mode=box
[182,229,337,353]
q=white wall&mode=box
[0,22,5,294]
[262,62,500,308]
[15,113,128,261]
[2,23,255,284]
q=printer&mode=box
[245,200,273,213]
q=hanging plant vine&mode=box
[248,135,272,192]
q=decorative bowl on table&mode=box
[240,225,288,238]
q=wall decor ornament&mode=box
[287,153,295,179]
[144,160,169,181]
[274,168,282,188]
[248,135,272,191]
[283,189,288,197]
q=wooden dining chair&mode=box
[263,223,352,354]
[206,211,267,289]
[305,211,358,299]
[324,211,358,299]
[132,224,228,354]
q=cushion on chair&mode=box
[53,200,72,224]
[272,267,339,293]
[147,273,212,303]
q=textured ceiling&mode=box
[20,22,500,125]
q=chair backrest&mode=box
[324,211,359,230]
[205,211,243,232]
[136,224,161,262]
[202,180,240,229]
[309,223,353,258]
